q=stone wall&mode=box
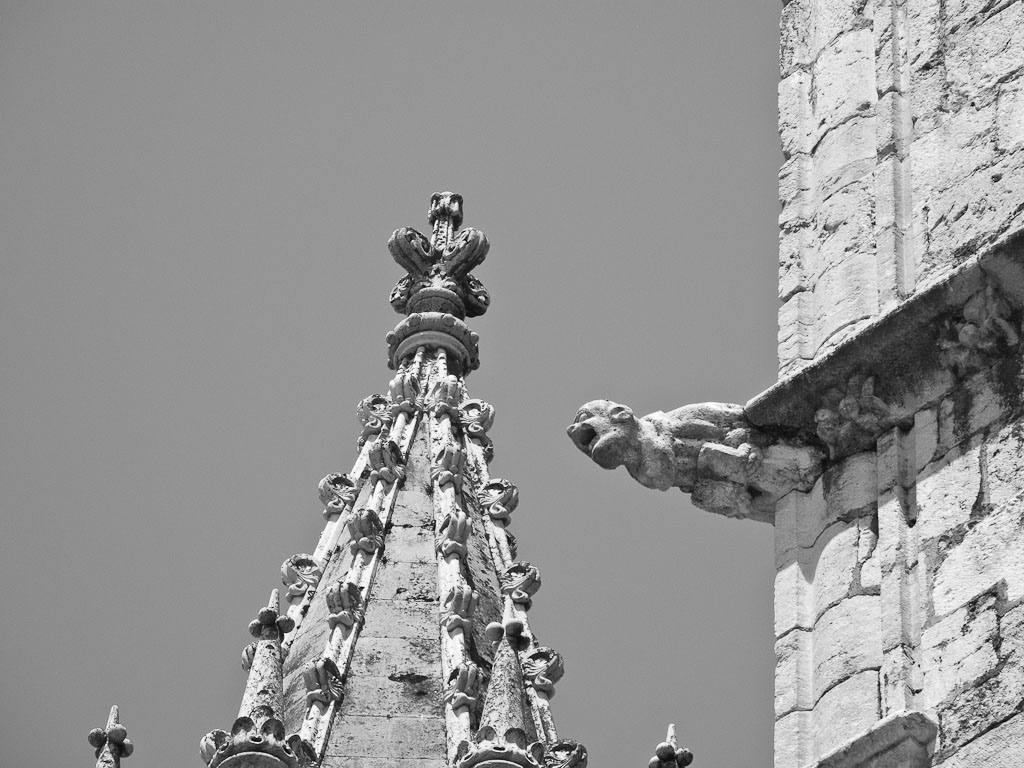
[778,0,1024,376]
[770,337,1024,766]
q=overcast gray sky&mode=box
[0,3,783,767]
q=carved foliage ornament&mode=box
[460,399,495,445]
[368,438,406,489]
[389,371,421,417]
[545,741,589,768]
[348,508,384,555]
[814,374,893,460]
[501,562,541,609]
[319,472,357,519]
[388,192,490,319]
[200,717,303,768]
[480,479,519,523]
[280,554,324,600]
[357,394,393,447]
[326,579,363,633]
[303,657,344,707]
[432,442,467,495]
[455,728,546,768]
[438,508,473,560]
[940,280,1020,373]
[443,585,479,634]
[522,647,564,697]
[429,374,464,417]
[444,662,484,712]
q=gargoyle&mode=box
[567,399,824,522]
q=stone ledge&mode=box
[807,710,938,768]
[747,230,1024,432]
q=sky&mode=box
[0,3,784,767]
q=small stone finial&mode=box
[647,724,693,768]
[89,705,134,768]
[248,589,295,639]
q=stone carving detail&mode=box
[479,479,519,523]
[939,281,1020,373]
[280,554,324,600]
[325,579,364,633]
[388,192,490,319]
[429,374,464,418]
[545,741,588,768]
[522,647,564,697]
[348,508,385,555]
[647,725,693,768]
[444,662,484,711]
[460,399,495,458]
[357,394,394,448]
[200,718,303,768]
[438,508,473,560]
[319,472,357,519]
[89,706,134,765]
[303,657,345,707]
[241,642,257,673]
[248,595,296,639]
[367,438,406,489]
[814,374,893,459]
[455,728,546,768]
[389,371,421,417]
[432,442,467,495]
[501,562,541,609]
[443,585,479,634]
[568,400,824,521]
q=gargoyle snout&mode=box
[566,421,598,455]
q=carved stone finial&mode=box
[939,280,1020,373]
[202,592,301,768]
[522,646,564,697]
[89,705,134,768]
[455,639,543,768]
[386,194,487,373]
[280,555,323,600]
[647,724,693,768]
[568,399,824,522]
[814,374,893,459]
[479,479,519,524]
[319,473,357,519]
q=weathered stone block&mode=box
[780,154,813,225]
[360,599,438,640]
[809,522,860,619]
[349,636,441,679]
[813,252,879,354]
[996,77,1024,151]
[321,759,446,768]
[813,178,875,283]
[812,30,877,143]
[938,712,1024,767]
[775,710,813,768]
[912,407,939,473]
[813,595,884,700]
[824,453,878,518]
[776,628,814,717]
[781,0,812,78]
[946,2,1024,106]
[915,444,981,542]
[780,224,812,300]
[906,0,942,72]
[776,559,814,637]
[932,491,1024,617]
[384,522,434,564]
[920,594,999,707]
[813,115,877,202]
[813,670,881,757]
[780,70,812,159]
[779,291,816,373]
[374,559,437,603]
[810,0,871,61]
[938,661,1024,752]
[326,714,445,759]
[813,710,937,768]
[340,671,444,718]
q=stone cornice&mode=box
[747,230,1024,434]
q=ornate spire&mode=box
[385,192,487,374]
[88,705,134,768]
[200,591,306,768]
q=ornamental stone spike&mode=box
[239,589,294,727]
[647,724,693,768]
[88,705,134,768]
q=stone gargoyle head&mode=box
[566,400,642,473]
